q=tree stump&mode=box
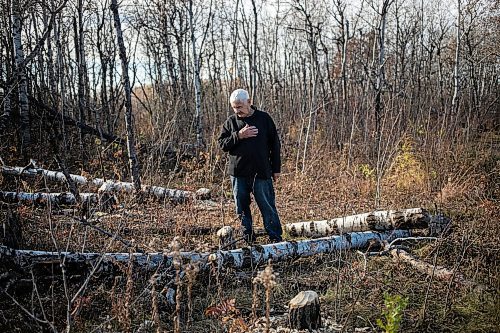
[217,226,234,250]
[288,290,321,330]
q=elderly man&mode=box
[218,89,283,243]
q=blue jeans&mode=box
[230,176,283,242]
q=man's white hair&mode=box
[230,89,250,103]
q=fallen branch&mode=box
[65,213,143,253]
[0,230,410,273]
[285,208,432,237]
[30,96,125,145]
[389,247,477,288]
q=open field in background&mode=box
[1,130,498,332]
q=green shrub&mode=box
[376,293,409,333]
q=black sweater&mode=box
[218,107,281,179]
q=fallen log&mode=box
[208,230,411,268]
[0,230,410,273]
[0,191,97,206]
[1,166,104,187]
[1,165,211,201]
[0,245,206,273]
[285,208,431,237]
[97,181,204,201]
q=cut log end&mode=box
[217,226,234,250]
[288,290,321,330]
[195,188,211,200]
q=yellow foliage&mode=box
[387,137,426,190]
[359,163,375,180]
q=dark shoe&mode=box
[243,233,257,245]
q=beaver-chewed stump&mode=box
[288,290,321,330]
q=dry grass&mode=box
[0,135,499,333]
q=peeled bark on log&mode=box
[286,208,430,237]
[1,165,211,201]
[0,191,97,206]
[0,230,410,274]
[288,291,321,330]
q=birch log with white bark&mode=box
[1,166,105,187]
[0,230,410,273]
[209,230,411,268]
[0,245,206,273]
[98,181,195,201]
[286,208,430,237]
[0,191,97,205]
[1,166,210,201]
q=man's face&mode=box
[231,99,251,118]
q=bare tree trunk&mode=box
[1,13,12,131]
[74,1,87,161]
[11,0,31,157]
[374,0,392,206]
[160,7,178,97]
[188,0,204,149]
[451,0,462,117]
[0,83,11,130]
[250,0,258,100]
[1,165,209,201]
[288,291,321,330]
[110,0,141,192]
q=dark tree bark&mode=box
[110,0,142,192]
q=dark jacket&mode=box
[218,106,281,179]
